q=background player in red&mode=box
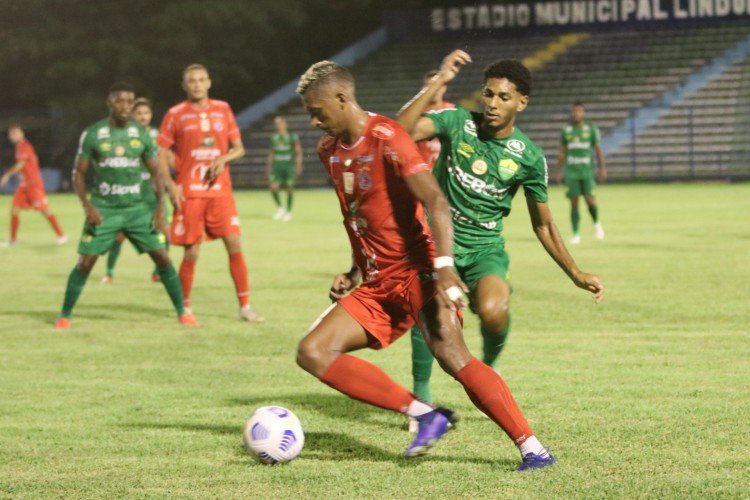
[158,64,263,322]
[294,60,556,471]
[0,124,67,246]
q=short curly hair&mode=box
[484,60,531,97]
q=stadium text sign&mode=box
[428,0,750,31]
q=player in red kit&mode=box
[158,64,263,322]
[1,124,67,246]
[294,61,555,470]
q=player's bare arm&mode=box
[72,157,102,225]
[526,197,604,303]
[145,157,166,230]
[403,170,467,310]
[557,145,567,184]
[0,159,25,187]
[294,140,303,176]
[206,137,245,183]
[595,143,607,182]
[329,258,362,302]
[397,50,471,142]
[158,147,182,210]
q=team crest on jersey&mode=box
[127,127,139,138]
[343,172,355,194]
[200,136,215,147]
[100,142,111,152]
[471,159,488,175]
[357,171,373,191]
[463,120,477,137]
[99,182,111,195]
[174,221,185,236]
[97,127,110,139]
[457,143,475,158]
[212,121,224,132]
[130,139,142,148]
[498,158,520,180]
[372,123,395,140]
[115,146,125,156]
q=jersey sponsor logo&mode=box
[200,136,215,147]
[329,156,340,164]
[457,143,475,158]
[180,113,198,120]
[568,140,592,150]
[449,164,510,200]
[141,171,152,181]
[343,172,355,194]
[183,124,198,131]
[100,142,112,152]
[506,139,526,154]
[191,163,210,182]
[212,120,224,132]
[498,158,520,180]
[128,127,139,138]
[115,145,126,156]
[100,157,141,168]
[174,219,186,236]
[98,182,141,196]
[449,205,497,230]
[130,139,142,148]
[372,123,395,140]
[97,127,110,139]
[357,155,374,163]
[190,147,221,161]
[567,156,592,164]
[357,171,373,191]
[471,159,488,175]
[210,111,224,118]
[230,216,240,226]
[463,120,477,137]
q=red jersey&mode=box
[417,101,455,168]
[15,140,43,188]
[157,99,241,198]
[319,113,435,283]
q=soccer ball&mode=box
[242,406,305,464]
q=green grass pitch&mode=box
[1,183,748,498]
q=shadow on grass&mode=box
[227,393,384,422]
[0,309,58,324]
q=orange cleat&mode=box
[55,317,71,330]
[101,275,113,284]
[179,312,199,326]
[151,274,161,282]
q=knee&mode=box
[152,251,170,269]
[76,257,96,275]
[184,247,200,262]
[476,297,509,333]
[296,336,329,377]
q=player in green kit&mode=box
[102,97,171,283]
[55,83,197,329]
[556,101,607,244]
[266,116,302,222]
[398,51,604,416]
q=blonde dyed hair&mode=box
[296,60,354,95]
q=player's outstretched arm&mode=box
[73,157,102,225]
[0,160,25,187]
[397,50,471,142]
[404,171,468,310]
[526,197,604,303]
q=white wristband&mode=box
[434,256,454,270]
[445,286,463,302]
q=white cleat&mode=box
[594,223,605,241]
[239,305,264,323]
[0,241,15,248]
[282,212,292,222]
[56,235,69,245]
[272,207,286,220]
[569,234,581,245]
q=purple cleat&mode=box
[517,451,557,472]
[403,407,458,458]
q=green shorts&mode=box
[270,165,296,187]
[455,244,511,306]
[78,205,166,256]
[565,175,596,198]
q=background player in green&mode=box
[266,115,302,222]
[398,51,604,415]
[102,97,171,283]
[556,101,607,244]
[55,82,197,330]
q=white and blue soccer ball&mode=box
[242,406,305,464]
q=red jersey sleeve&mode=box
[225,104,241,142]
[157,110,176,149]
[382,124,430,178]
[16,142,31,161]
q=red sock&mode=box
[228,252,250,307]
[456,357,534,445]
[10,214,19,242]
[179,259,196,308]
[320,354,416,413]
[46,213,64,237]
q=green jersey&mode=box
[139,127,160,206]
[426,106,548,252]
[270,133,298,168]
[77,119,157,209]
[561,120,600,179]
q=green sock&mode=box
[106,240,123,276]
[157,264,186,316]
[271,190,281,207]
[588,204,599,223]
[410,325,434,402]
[481,316,511,370]
[571,206,581,235]
[60,267,89,318]
[286,191,294,212]
[153,240,169,277]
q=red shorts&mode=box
[170,196,241,245]
[13,185,48,210]
[339,268,437,349]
